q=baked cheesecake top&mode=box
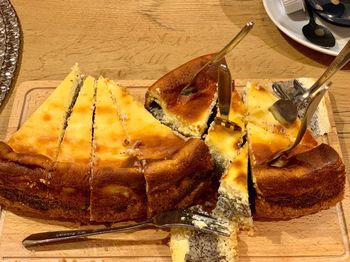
[8,65,82,160]
[146,54,218,124]
[108,80,187,161]
[57,76,95,164]
[245,82,317,165]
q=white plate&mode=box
[263,0,350,56]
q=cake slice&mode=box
[205,89,246,172]
[90,77,147,222]
[107,80,214,217]
[204,89,252,228]
[0,65,82,219]
[245,81,317,151]
[49,76,96,222]
[216,144,252,228]
[145,54,218,138]
[170,223,238,262]
[245,81,346,220]
[8,64,82,159]
[170,89,251,262]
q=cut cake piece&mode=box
[49,76,96,222]
[0,65,82,219]
[90,77,146,222]
[244,81,317,153]
[204,88,252,228]
[107,80,214,217]
[205,88,246,173]
[170,205,239,262]
[216,144,252,228]
[170,89,251,262]
[145,54,218,138]
[245,81,346,220]
[170,223,238,262]
[8,64,82,159]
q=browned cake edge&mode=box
[0,142,91,223]
[253,143,346,220]
[144,138,214,217]
[90,163,147,222]
[48,162,91,221]
[254,190,344,220]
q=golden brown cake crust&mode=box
[90,163,147,222]
[254,190,344,220]
[0,142,91,223]
[253,144,346,219]
[145,54,218,123]
[49,162,91,221]
[144,138,214,217]
[0,141,51,202]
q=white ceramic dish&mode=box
[263,0,350,56]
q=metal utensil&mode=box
[22,209,231,248]
[302,0,336,48]
[214,63,241,130]
[269,39,350,126]
[180,21,254,96]
[268,86,328,167]
[308,0,350,27]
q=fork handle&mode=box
[22,220,153,248]
[210,21,254,65]
[307,40,350,98]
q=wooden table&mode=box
[2,1,349,186]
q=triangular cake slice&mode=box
[8,64,82,159]
[90,77,147,222]
[0,65,82,219]
[245,81,346,220]
[107,80,214,217]
[245,81,317,153]
[145,54,218,138]
[49,76,96,222]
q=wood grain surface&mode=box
[1,80,349,261]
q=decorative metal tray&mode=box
[0,0,20,107]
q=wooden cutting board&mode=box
[1,80,349,262]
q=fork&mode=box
[214,63,241,131]
[268,85,328,167]
[22,209,231,248]
[180,21,254,96]
[269,39,350,126]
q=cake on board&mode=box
[0,67,214,224]
[0,65,83,220]
[0,57,346,262]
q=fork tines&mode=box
[215,117,241,131]
[178,209,232,237]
